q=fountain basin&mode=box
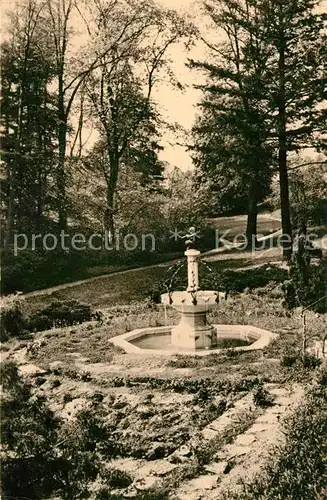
[161,291,218,312]
[161,290,221,349]
[109,324,277,356]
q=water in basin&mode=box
[130,333,253,351]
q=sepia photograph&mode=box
[1,0,327,498]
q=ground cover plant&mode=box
[0,361,118,499]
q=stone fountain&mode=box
[161,242,218,350]
[109,227,276,355]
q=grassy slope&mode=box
[5,213,281,297]
[24,256,273,312]
[208,213,281,239]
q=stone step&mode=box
[203,384,304,499]
[174,384,304,500]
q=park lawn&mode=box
[24,256,276,312]
[208,213,281,239]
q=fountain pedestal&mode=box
[161,289,218,350]
[171,307,216,350]
[161,242,219,351]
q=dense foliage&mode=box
[282,251,327,313]
[1,0,194,246]
[191,0,327,256]
[0,297,98,341]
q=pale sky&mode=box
[154,0,206,171]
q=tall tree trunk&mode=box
[4,164,14,250]
[104,154,119,244]
[245,178,258,250]
[4,110,15,249]
[5,79,26,247]
[35,168,44,232]
[278,143,292,260]
[278,5,292,261]
[57,78,67,230]
[35,85,46,233]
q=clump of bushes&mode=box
[100,467,133,489]
[222,266,288,294]
[193,387,214,404]
[279,344,321,371]
[0,295,28,342]
[0,296,101,341]
[2,362,139,500]
[282,252,326,313]
[280,345,300,367]
[27,300,95,331]
[252,385,274,407]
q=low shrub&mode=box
[252,385,274,407]
[27,300,95,331]
[219,266,288,294]
[280,344,301,367]
[192,399,227,428]
[134,486,170,500]
[302,353,322,369]
[316,367,327,386]
[167,355,200,369]
[280,345,321,371]
[192,387,214,404]
[100,467,133,489]
[1,296,100,341]
[0,295,28,341]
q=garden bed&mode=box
[1,280,326,499]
